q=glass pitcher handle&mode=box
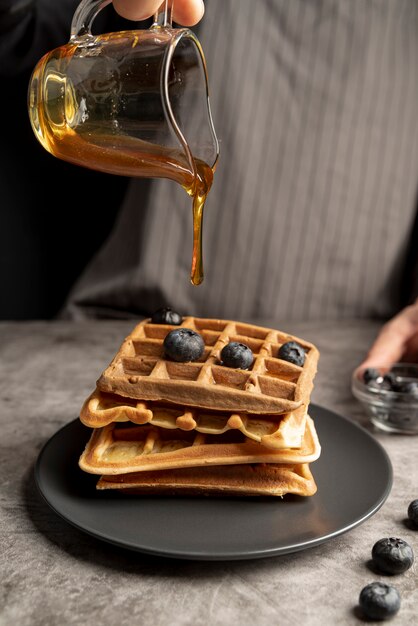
[153,0,174,27]
[70,0,112,39]
[70,0,174,40]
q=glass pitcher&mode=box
[28,0,219,285]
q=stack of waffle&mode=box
[78,317,321,497]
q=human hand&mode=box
[113,0,205,26]
[360,299,418,368]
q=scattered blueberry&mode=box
[163,328,204,362]
[151,307,182,325]
[359,582,400,621]
[278,341,306,367]
[220,342,254,370]
[363,368,381,384]
[371,537,414,575]
[407,499,418,526]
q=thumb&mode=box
[360,301,418,369]
[113,0,205,25]
[113,0,165,21]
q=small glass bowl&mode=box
[352,363,418,434]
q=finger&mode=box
[402,332,418,362]
[361,325,407,369]
[113,0,204,25]
[173,0,204,25]
[360,302,418,368]
[113,0,163,21]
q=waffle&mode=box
[97,317,319,415]
[80,389,307,449]
[96,463,317,497]
[78,415,320,474]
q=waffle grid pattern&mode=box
[97,317,319,414]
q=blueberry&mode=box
[367,374,393,392]
[383,372,403,392]
[363,368,381,384]
[163,328,204,362]
[398,381,418,395]
[371,537,414,574]
[359,582,400,620]
[367,379,387,392]
[407,499,418,526]
[151,307,182,325]
[278,341,306,367]
[220,342,254,369]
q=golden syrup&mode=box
[28,42,215,286]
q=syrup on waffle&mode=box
[96,463,317,497]
[78,415,320,474]
[97,317,319,415]
[80,389,307,449]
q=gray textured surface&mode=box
[1,319,417,626]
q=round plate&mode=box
[34,404,392,561]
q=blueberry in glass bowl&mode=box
[352,363,418,434]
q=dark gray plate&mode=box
[34,404,392,561]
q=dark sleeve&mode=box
[0,0,132,77]
[404,201,418,304]
[398,191,418,305]
[0,0,79,76]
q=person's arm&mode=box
[360,298,418,368]
[113,0,204,25]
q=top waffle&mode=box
[97,317,319,415]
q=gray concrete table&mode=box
[1,320,417,626]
